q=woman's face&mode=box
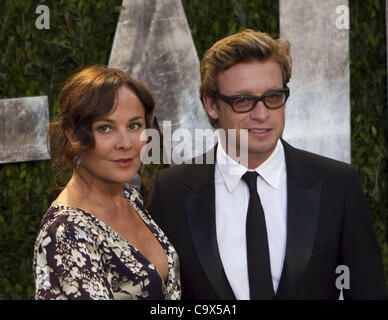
[81,86,146,185]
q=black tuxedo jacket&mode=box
[148,140,387,299]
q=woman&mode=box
[33,66,181,300]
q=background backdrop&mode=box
[0,0,387,299]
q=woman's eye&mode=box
[129,123,142,130]
[97,125,111,133]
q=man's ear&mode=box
[202,95,219,121]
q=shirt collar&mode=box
[255,140,285,190]
[216,139,285,192]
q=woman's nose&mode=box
[116,130,133,150]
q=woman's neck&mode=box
[57,169,127,217]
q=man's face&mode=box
[204,60,286,168]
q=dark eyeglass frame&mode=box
[215,87,290,113]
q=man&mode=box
[148,29,387,299]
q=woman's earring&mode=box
[75,156,82,168]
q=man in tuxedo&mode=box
[148,29,387,299]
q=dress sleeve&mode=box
[34,217,113,300]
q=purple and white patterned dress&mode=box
[33,184,181,300]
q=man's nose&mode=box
[249,100,270,121]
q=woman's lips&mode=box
[113,158,133,167]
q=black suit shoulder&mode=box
[282,140,354,184]
[158,141,355,188]
[156,147,216,191]
[157,162,199,184]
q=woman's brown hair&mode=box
[50,65,155,189]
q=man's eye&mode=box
[266,93,283,102]
[234,97,253,108]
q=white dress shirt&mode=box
[215,139,287,299]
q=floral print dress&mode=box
[33,184,181,300]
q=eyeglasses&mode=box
[216,87,290,113]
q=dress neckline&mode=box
[51,188,169,287]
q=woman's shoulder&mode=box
[36,201,98,247]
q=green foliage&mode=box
[0,161,53,299]
[182,0,278,60]
[349,0,388,286]
[0,0,387,299]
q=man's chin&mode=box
[247,140,278,159]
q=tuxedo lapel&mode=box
[181,147,235,300]
[276,140,322,299]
